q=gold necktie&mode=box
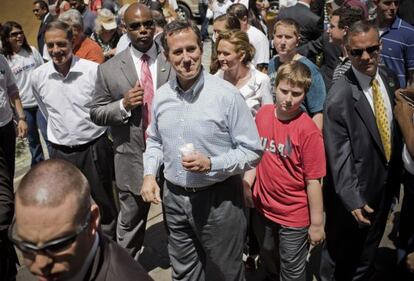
[371,78,391,162]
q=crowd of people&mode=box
[0,0,414,280]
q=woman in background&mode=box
[215,30,273,116]
[0,21,47,166]
[91,8,121,61]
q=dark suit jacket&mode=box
[277,2,322,46]
[90,44,173,194]
[322,66,403,279]
[85,234,153,281]
[324,66,402,214]
[37,13,54,56]
[297,32,341,90]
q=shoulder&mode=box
[326,74,353,107]
[205,72,240,95]
[32,60,51,76]
[84,38,102,51]
[298,57,319,72]
[251,67,271,84]
[256,104,274,119]
[104,240,152,280]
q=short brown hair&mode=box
[215,30,255,65]
[275,61,312,93]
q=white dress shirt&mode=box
[31,56,106,146]
[352,66,393,130]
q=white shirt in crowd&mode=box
[210,0,233,19]
[246,25,270,66]
[216,64,273,116]
[115,33,130,55]
[31,56,106,146]
[6,46,43,108]
[0,55,19,126]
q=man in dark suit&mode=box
[33,0,54,56]
[277,0,323,46]
[321,20,402,281]
[11,159,153,281]
[90,3,173,261]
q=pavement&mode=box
[11,37,401,281]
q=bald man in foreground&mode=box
[10,159,153,281]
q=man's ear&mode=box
[90,203,100,236]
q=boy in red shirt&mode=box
[244,61,326,281]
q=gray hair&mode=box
[59,8,84,31]
[344,20,379,47]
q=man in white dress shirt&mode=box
[31,20,118,240]
[227,3,270,72]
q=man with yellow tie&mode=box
[321,20,403,281]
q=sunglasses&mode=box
[9,31,24,38]
[349,45,380,57]
[128,20,154,31]
[9,212,90,256]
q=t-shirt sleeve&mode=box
[301,129,326,180]
[405,29,414,70]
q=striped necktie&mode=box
[371,78,391,162]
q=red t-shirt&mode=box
[253,105,326,227]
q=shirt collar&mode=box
[298,1,310,8]
[172,67,205,97]
[351,65,379,90]
[42,13,50,23]
[391,16,402,29]
[69,233,99,281]
[130,42,158,62]
[49,56,83,78]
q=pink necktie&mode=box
[140,54,154,136]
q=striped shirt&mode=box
[380,17,414,88]
[143,69,263,188]
[332,57,351,83]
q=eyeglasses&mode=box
[9,31,24,38]
[349,45,380,57]
[127,20,154,31]
[9,212,91,256]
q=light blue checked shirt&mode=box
[143,69,263,188]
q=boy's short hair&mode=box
[273,18,300,38]
[275,61,312,93]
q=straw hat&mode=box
[97,8,117,30]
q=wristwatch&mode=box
[18,115,26,121]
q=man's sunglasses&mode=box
[128,20,154,31]
[349,45,380,57]
[9,212,90,256]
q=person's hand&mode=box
[395,88,414,124]
[17,119,28,138]
[407,251,414,273]
[243,180,255,208]
[181,151,211,173]
[122,80,144,111]
[140,175,161,204]
[308,223,325,246]
[351,204,374,226]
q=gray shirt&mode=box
[143,69,263,188]
[0,55,19,126]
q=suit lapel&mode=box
[120,50,139,88]
[155,43,172,89]
[349,69,386,158]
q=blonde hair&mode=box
[273,18,300,38]
[215,29,255,65]
[275,61,312,93]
